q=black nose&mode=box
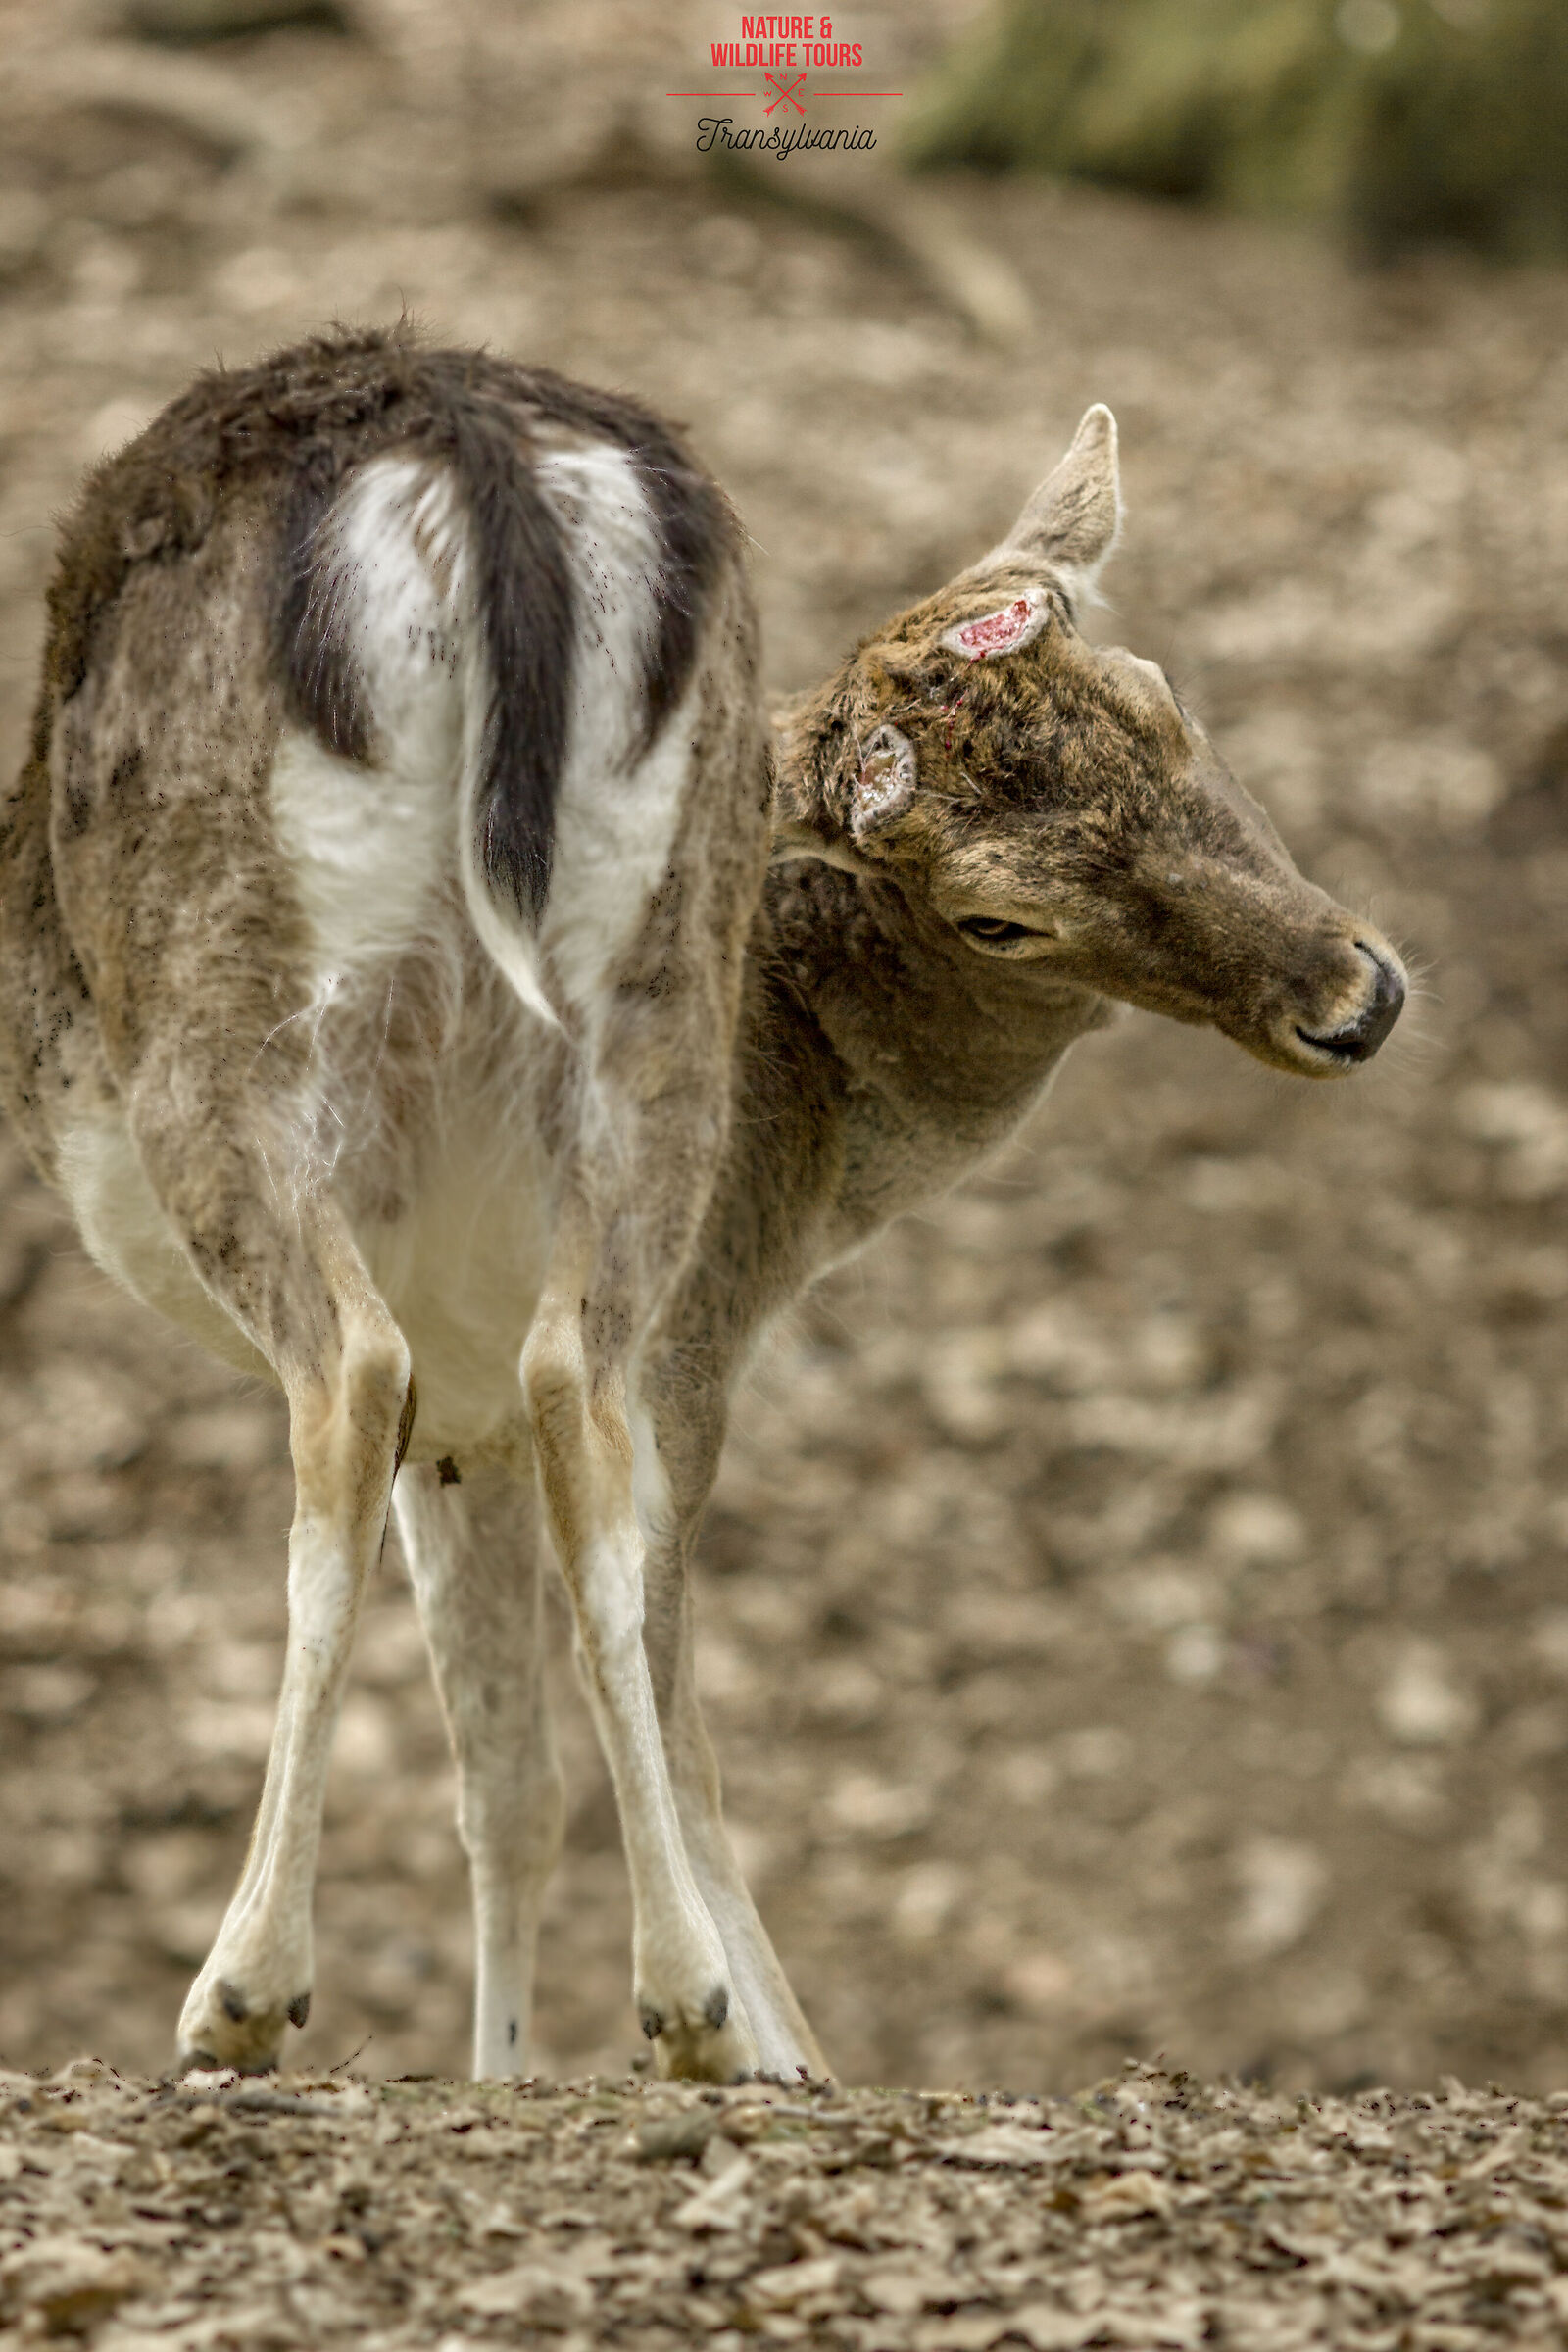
[1349,943,1405,1056]
[1298,944,1405,1064]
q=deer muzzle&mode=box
[1292,941,1405,1070]
[1070,829,1408,1080]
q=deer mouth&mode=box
[1293,943,1405,1069]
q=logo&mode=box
[667,15,900,159]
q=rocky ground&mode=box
[5,2061,1568,2349]
[1,0,1568,2170]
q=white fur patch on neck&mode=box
[940,588,1049,662]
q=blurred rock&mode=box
[1376,1642,1479,1748]
[1341,1753,1449,1835]
[0,190,50,280]
[1208,1493,1307,1568]
[8,42,298,168]
[165,1405,279,1473]
[9,1367,147,1477]
[826,1772,932,1840]
[1231,1836,1327,1961]
[1165,1624,1224,1688]
[1,1665,95,1726]
[1457,1081,1568,1200]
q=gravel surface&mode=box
[5,2061,1568,2348]
[2,0,1568,2131]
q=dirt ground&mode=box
[8,2062,1568,2349]
[2,0,1568,2132]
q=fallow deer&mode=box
[0,328,1404,2085]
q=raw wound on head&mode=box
[851,724,917,840]
[942,592,1048,662]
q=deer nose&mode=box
[1298,942,1405,1065]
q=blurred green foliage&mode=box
[906,0,1568,261]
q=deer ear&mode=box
[994,404,1122,599]
[850,724,918,841]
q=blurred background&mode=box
[0,0,1566,2096]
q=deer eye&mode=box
[956,915,1039,948]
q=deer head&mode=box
[774,408,1405,1077]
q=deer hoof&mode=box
[177,1969,313,2074]
[638,1981,757,2084]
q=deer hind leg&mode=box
[393,1459,564,2082]
[522,1183,757,2084]
[116,1101,413,2074]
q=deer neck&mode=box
[654,712,1113,1392]
[758,691,1110,1231]
[758,858,1108,1219]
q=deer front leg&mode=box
[636,1352,828,2081]
[393,1459,564,2081]
[637,1410,829,2082]
[522,1218,757,2083]
[656,1592,830,2083]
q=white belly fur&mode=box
[358,1117,555,1463]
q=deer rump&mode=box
[271,340,731,1022]
[41,336,745,1446]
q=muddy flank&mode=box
[4,2060,1568,2348]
